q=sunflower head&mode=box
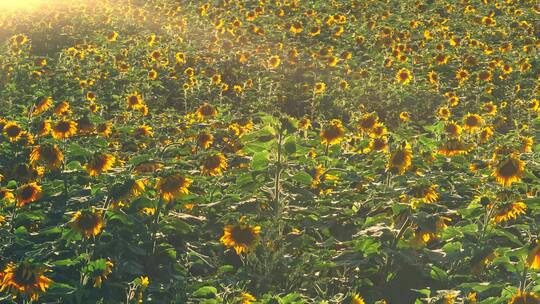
[3,121,23,142]
[492,154,524,187]
[86,152,115,176]
[508,290,540,304]
[321,119,345,145]
[0,262,52,301]
[197,132,214,149]
[70,209,104,238]
[16,183,42,207]
[30,143,64,169]
[196,103,218,121]
[463,113,484,132]
[220,224,261,255]
[396,68,413,84]
[387,142,413,175]
[156,173,193,202]
[202,153,228,176]
[52,119,78,139]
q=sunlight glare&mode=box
[0,0,49,10]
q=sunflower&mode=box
[479,126,494,143]
[86,153,115,176]
[366,137,388,153]
[133,160,164,174]
[197,132,214,149]
[0,188,15,204]
[126,93,144,110]
[463,113,484,132]
[133,125,154,137]
[351,294,366,304]
[527,241,540,270]
[508,290,540,304]
[387,142,412,174]
[241,292,257,304]
[321,119,345,145]
[70,209,104,238]
[3,121,23,142]
[33,96,53,115]
[492,202,527,223]
[96,122,113,137]
[196,102,218,121]
[53,101,71,116]
[156,174,193,202]
[267,55,281,69]
[30,143,64,169]
[483,102,498,116]
[410,184,439,204]
[399,111,410,122]
[492,155,524,187]
[202,153,228,176]
[368,122,387,138]
[36,120,51,136]
[313,82,326,94]
[0,262,52,301]
[444,121,462,138]
[438,139,470,157]
[91,259,114,288]
[437,107,451,120]
[52,119,77,139]
[521,137,534,153]
[395,68,412,84]
[220,224,261,255]
[428,71,439,84]
[16,183,42,207]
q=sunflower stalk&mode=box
[274,129,284,237]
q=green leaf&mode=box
[192,286,218,298]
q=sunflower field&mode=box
[0,0,539,303]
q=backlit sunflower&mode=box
[0,262,52,301]
[202,153,228,176]
[30,143,64,169]
[220,224,261,255]
[3,121,23,142]
[321,119,345,145]
[156,174,193,202]
[36,120,51,136]
[196,102,218,120]
[52,119,77,139]
[387,142,412,174]
[70,209,104,238]
[492,155,524,187]
[16,183,42,207]
[508,290,540,304]
[463,113,484,132]
[492,202,527,223]
[395,68,413,84]
[86,153,115,176]
[527,241,540,270]
[197,132,214,149]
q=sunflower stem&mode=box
[274,129,284,237]
[151,199,163,255]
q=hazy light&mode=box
[0,0,49,10]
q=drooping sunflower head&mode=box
[86,153,115,176]
[36,120,51,136]
[387,142,413,175]
[438,139,471,157]
[202,153,228,176]
[492,155,524,187]
[70,209,104,238]
[0,188,15,204]
[51,119,78,140]
[133,125,154,138]
[156,173,193,202]
[33,96,53,115]
[88,259,114,288]
[410,184,439,204]
[16,183,42,207]
[492,201,527,224]
[196,102,218,121]
[0,262,52,301]
[110,179,145,206]
[30,143,64,169]
[321,119,345,145]
[444,121,462,138]
[3,121,23,142]
[220,224,261,255]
